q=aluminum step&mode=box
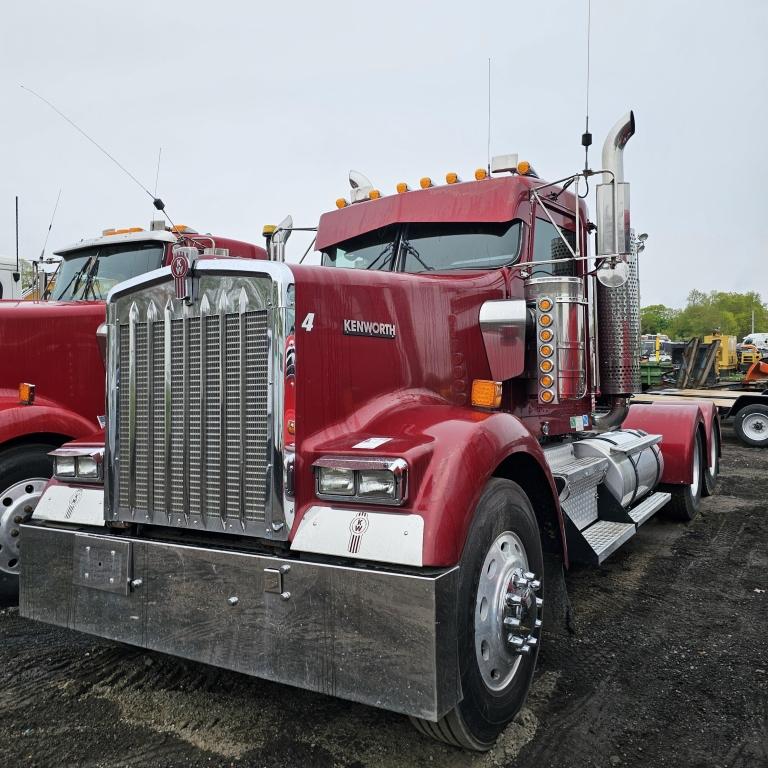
[628,491,671,526]
[580,520,636,564]
[549,456,609,485]
[609,434,662,456]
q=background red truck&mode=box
[0,225,265,595]
[21,113,720,750]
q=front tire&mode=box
[734,404,768,447]
[410,479,543,751]
[0,444,56,602]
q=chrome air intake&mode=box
[104,259,295,541]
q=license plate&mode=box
[72,535,131,595]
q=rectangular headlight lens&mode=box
[317,467,355,496]
[76,456,99,478]
[357,469,396,499]
[55,456,76,477]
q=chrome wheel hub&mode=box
[0,479,46,574]
[474,531,542,692]
[743,413,768,442]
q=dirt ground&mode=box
[1,427,766,768]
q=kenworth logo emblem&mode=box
[65,488,83,519]
[343,319,397,339]
[171,251,191,301]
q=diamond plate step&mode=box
[609,434,662,456]
[581,520,636,564]
[628,491,671,526]
[549,456,609,485]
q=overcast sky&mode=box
[1,1,765,307]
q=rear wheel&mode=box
[0,444,56,602]
[410,479,543,751]
[702,425,720,496]
[662,430,703,522]
[734,404,768,448]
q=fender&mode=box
[298,398,563,568]
[0,397,97,449]
[623,402,705,485]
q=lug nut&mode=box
[527,636,538,646]
[507,634,524,647]
[524,571,535,580]
[535,618,543,628]
[504,616,521,628]
[535,597,544,608]
[530,580,541,590]
[505,594,523,606]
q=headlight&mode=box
[358,470,396,498]
[54,456,76,477]
[50,448,103,483]
[314,457,408,506]
[317,467,355,496]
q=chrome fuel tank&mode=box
[572,429,663,508]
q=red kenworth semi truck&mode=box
[20,114,719,750]
[0,225,265,595]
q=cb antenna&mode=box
[20,85,177,232]
[154,147,162,197]
[487,57,492,175]
[40,188,62,261]
[581,0,593,172]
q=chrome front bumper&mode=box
[19,524,460,720]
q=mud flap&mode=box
[543,553,576,635]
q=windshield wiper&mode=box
[55,255,96,300]
[365,242,396,270]
[402,241,434,271]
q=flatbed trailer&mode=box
[633,388,768,447]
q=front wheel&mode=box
[410,479,543,751]
[734,404,768,448]
[0,444,56,601]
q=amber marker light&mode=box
[471,379,503,408]
[517,160,531,175]
[19,382,35,405]
[538,297,553,312]
[540,344,554,357]
[540,389,555,403]
[539,313,553,327]
[262,224,277,237]
[540,359,554,373]
[336,198,348,209]
[540,374,554,388]
[445,172,460,184]
[419,177,433,189]
[396,182,410,194]
[369,189,381,200]
[539,328,553,342]
[474,168,488,180]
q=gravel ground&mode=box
[1,427,766,768]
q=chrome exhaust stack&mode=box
[594,112,639,429]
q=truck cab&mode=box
[19,114,718,751]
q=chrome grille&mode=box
[114,293,270,531]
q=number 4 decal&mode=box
[301,312,315,332]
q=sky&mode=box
[0,0,766,308]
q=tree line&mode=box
[640,291,767,341]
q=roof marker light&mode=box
[396,182,410,194]
[474,168,488,180]
[517,161,531,175]
[445,172,460,184]
[336,198,348,209]
[369,189,381,200]
[419,177,433,189]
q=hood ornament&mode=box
[170,246,197,302]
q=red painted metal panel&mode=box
[623,403,704,485]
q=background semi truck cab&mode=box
[0,225,265,596]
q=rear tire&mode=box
[702,424,720,496]
[734,404,768,448]
[409,479,543,751]
[0,443,56,603]
[662,430,703,522]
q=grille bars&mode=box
[163,299,173,521]
[127,302,138,516]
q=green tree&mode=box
[640,304,678,334]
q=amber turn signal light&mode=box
[540,374,554,388]
[538,297,553,312]
[540,389,555,403]
[19,382,35,405]
[540,344,554,357]
[471,379,502,409]
[539,328,553,342]
[539,313,553,327]
[540,359,554,373]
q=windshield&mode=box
[321,226,397,270]
[321,221,522,273]
[53,242,165,301]
[401,221,521,273]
